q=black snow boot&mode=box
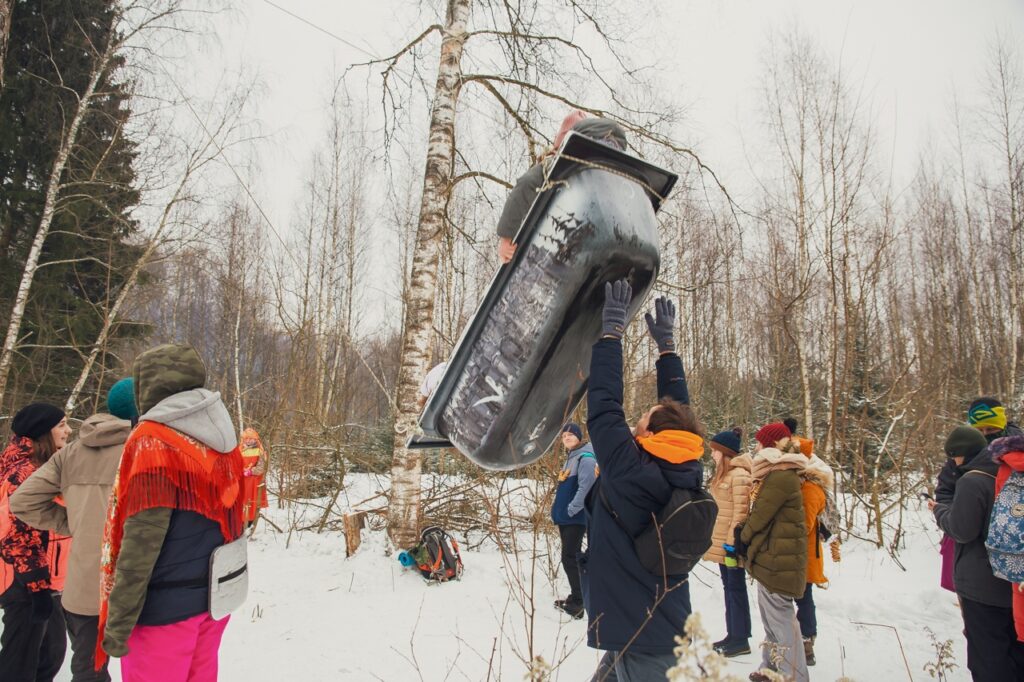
[554,598,584,619]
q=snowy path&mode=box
[39,477,969,681]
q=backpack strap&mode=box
[597,484,635,538]
[963,470,997,480]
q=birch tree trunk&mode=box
[0,0,12,90]
[0,11,118,406]
[387,0,471,549]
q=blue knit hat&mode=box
[107,378,139,421]
[710,427,743,456]
[562,422,583,440]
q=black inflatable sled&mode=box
[409,131,678,470]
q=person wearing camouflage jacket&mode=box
[98,345,245,682]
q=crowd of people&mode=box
[542,279,1024,682]
[1,344,268,682]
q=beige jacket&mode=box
[10,413,130,615]
[704,453,753,564]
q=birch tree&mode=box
[0,0,187,407]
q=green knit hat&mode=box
[944,425,988,461]
[132,344,206,415]
[106,378,138,421]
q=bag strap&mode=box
[963,470,997,480]
[598,484,637,538]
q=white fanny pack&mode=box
[209,535,248,620]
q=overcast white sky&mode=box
[175,0,1023,328]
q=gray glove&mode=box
[644,297,676,354]
[602,280,632,339]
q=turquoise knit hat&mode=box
[107,378,138,421]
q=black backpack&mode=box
[599,484,718,577]
[412,526,464,582]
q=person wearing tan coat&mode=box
[705,428,753,658]
[11,378,137,682]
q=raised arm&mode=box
[587,281,642,478]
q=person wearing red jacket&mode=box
[991,434,1024,643]
[0,403,73,682]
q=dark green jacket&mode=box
[740,448,808,598]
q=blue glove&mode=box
[644,297,676,354]
[602,280,632,339]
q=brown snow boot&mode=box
[803,636,816,666]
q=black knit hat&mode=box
[944,425,988,461]
[11,403,65,440]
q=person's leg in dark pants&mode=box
[720,565,752,644]
[558,524,586,605]
[65,609,111,682]
[960,596,1022,682]
[36,594,67,682]
[794,583,816,638]
[1,584,46,682]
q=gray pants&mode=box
[756,583,808,682]
[590,650,676,682]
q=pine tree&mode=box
[0,0,143,412]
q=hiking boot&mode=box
[715,639,751,658]
[803,636,816,666]
[712,636,730,649]
[748,672,774,682]
[554,598,584,619]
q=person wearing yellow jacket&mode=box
[786,419,834,668]
[704,427,753,658]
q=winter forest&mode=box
[1,0,1024,681]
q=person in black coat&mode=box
[583,281,706,682]
[932,425,1024,681]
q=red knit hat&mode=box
[755,422,792,449]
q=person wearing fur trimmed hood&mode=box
[97,345,245,682]
[788,421,835,668]
[704,427,753,658]
[583,282,705,681]
[932,426,1024,681]
[990,434,1024,644]
[736,422,809,682]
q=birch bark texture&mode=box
[388,0,471,549]
[0,7,121,406]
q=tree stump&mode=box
[343,511,366,557]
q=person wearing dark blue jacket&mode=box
[583,281,706,681]
[551,423,597,619]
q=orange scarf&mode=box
[636,429,704,464]
[96,421,244,668]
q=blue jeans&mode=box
[794,582,816,638]
[719,563,752,641]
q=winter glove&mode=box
[723,544,739,568]
[732,525,748,558]
[644,296,676,354]
[30,590,54,624]
[601,280,632,339]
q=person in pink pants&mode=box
[121,613,230,682]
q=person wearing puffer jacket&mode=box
[96,345,246,682]
[932,425,1023,681]
[990,434,1024,644]
[704,427,753,658]
[736,422,808,682]
[794,440,835,667]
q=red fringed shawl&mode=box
[96,421,244,667]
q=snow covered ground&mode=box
[43,473,968,681]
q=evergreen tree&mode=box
[0,0,143,413]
